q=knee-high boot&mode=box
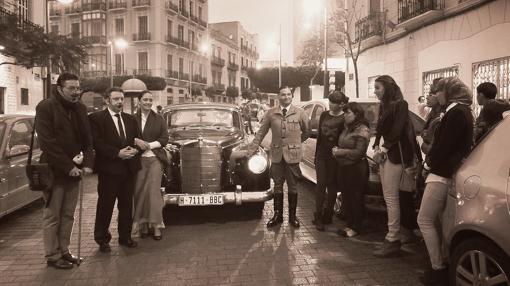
[267,193,284,227]
[288,193,300,228]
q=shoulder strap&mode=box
[27,116,36,165]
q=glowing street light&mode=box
[109,38,128,87]
[0,45,5,51]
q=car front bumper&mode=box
[162,185,274,206]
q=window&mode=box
[115,53,123,74]
[115,18,124,36]
[9,120,31,148]
[138,52,148,70]
[367,75,379,98]
[189,30,195,47]
[473,56,510,102]
[179,0,185,11]
[178,25,184,41]
[167,96,173,105]
[20,88,29,105]
[51,25,59,34]
[189,1,194,16]
[138,16,148,34]
[71,23,80,39]
[167,54,173,71]
[310,105,325,130]
[422,66,459,98]
[198,6,203,20]
[179,96,185,103]
[179,58,184,74]
[167,88,173,93]
[167,19,173,37]
[91,21,102,36]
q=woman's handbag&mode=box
[25,118,54,191]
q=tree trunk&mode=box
[353,60,360,98]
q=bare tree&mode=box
[330,0,366,98]
[297,34,335,87]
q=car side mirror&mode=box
[309,129,318,139]
[8,144,30,158]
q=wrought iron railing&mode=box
[228,63,239,71]
[133,33,151,41]
[0,7,44,32]
[211,57,225,67]
[132,0,151,7]
[355,12,384,42]
[179,73,190,81]
[180,9,189,18]
[166,35,180,45]
[82,35,107,45]
[134,69,152,76]
[82,3,106,11]
[398,0,444,23]
[166,69,179,79]
[165,0,179,12]
[109,1,127,9]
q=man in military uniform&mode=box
[250,86,310,228]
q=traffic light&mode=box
[329,71,335,92]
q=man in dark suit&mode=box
[89,87,141,252]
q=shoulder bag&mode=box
[25,117,54,191]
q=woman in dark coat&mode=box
[312,91,348,231]
[332,102,370,237]
[417,77,474,285]
[133,90,169,240]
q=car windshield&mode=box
[356,102,380,136]
[168,109,238,129]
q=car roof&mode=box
[0,114,34,123]
[163,102,240,112]
[297,97,380,107]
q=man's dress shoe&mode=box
[99,243,111,253]
[47,258,73,269]
[62,253,83,264]
[118,238,137,248]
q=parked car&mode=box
[443,111,510,285]
[0,115,42,219]
[161,103,273,212]
[296,98,425,214]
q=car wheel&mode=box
[450,237,510,286]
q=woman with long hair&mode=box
[417,77,474,285]
[132,90,169,240]
[332,102,370,237]
[313,91,348,231]
[372,75,417,257]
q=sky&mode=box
[208,0,294,65]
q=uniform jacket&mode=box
[134,110,169,164]
[35,93,94,178]
[89,109,142,176]
[252,105,310,164]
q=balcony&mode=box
[82,70,108,78]
[82,3,106,11]
[166,70,179,79]
[227,62,239,71]
[49,9,61,17]
[179,73,190,81]
[241,45,248,53]
[65,6,81,14]
[198,19,207,28]
[355,12,384,43]
[0,7,43,33]
[165,0,179,13]
[241,65,248,72]
[214,83,225,91]
[134,69,152,76]
[133,32,151,41]
[398,0,444,29]
[191,42,198,51]
[211,57,225,67]
[108,1,127,10]
[82,35,107,45]
[192,74,207,84]
[190,14,199,23]
[132,0,151,7]
[179,39,190,49]
[180,9,189,18]
[111,70,129,76]
[165,35,180,46]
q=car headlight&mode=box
[247,154,268,174]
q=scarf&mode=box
[54,91,89,151]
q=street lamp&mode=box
[45,0,75,99]
[109,38,128,87]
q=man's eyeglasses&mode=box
[64,86,82,93]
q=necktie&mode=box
[114,113,126,144]
[282,108,287,117]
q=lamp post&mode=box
[323,4,329,98]
[109,38,128,87]
[45,0,74,99]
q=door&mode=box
[4,119,32,214]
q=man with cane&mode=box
[35,73,94,269]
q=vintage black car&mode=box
[0,115,42,219]
[161,103,273,211]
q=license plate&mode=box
[178,194,224,206]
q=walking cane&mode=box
[73,153,84,267]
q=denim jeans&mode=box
[43,179,79,261]
[417,181,449,270]
[379,159,403,242]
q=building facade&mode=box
[0,0,45,114]
[209,21,258,104]
[48,0,209,107]
[343,0,510,114]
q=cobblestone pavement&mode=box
[0,176,430,286]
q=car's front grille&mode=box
[180,143,222,194]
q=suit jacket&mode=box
[252,105,310,164]
[134,110,169,164]
[89,109,141,176]
[35,94,94,177]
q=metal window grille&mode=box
[368,75,379,98]
[422,66,459,97]
[472,56,510,101]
